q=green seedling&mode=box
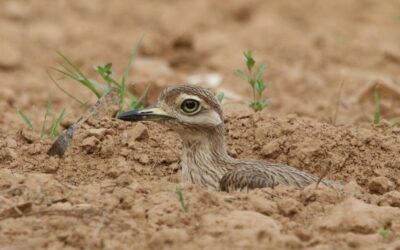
[373,84,381,124]
[18,95,66,139]
[235,51,270,111]
[49,108,66,138]
[18,110,34,130]
[50,34,146,112]
[377,227,390,239]
[175,185,189,213]
[216,92,225,103]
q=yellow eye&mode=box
[181,99,200,114]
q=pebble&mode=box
[3,1,31,20]
[128,123,149,141]
[81,136,99,153]
[0,40,21,69]
[277,198,302,216]
[87,128,106,139]
[5,138,17,149]
[368,176,394,195]
[20,129,38,143]
[138,154,150,164]
[0,88,16,104]
[249,197,278,215]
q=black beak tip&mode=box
[117,110,139,121]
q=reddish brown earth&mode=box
[1,1,400,249]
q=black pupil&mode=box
[184,100,197,110]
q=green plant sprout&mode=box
[377,227,390,239]
[373,84,381,124]
[49,34,147,112]
[18,95,66,139]
[216,92,225,103]
[235,51,270,111]
[175,185,189,213]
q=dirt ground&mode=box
[1,0,400,249]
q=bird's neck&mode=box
[178,126,234,189]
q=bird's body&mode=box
[118,85,338,192]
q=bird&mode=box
[118,85,338,192]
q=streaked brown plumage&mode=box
[118,85,338,192]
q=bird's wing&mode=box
[219,161,337,192]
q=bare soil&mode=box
[1,1,400,249]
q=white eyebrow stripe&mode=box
[175,94,202,105]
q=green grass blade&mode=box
[373,84,381,124]
[175,186,189,213]
[18,110,34,130]
[40,94,52,138]
[56,51,102,98]
[119,33,146,111]
[121,33,146,87]
[47,70,86,105]
[130,84,149,109]
[50,108,66,138]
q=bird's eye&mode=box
[181,99,200,114]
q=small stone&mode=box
[87,128,106,139]
[43,157,59,173]
[0,88,16,105]
[138,154,150,164]
[81,136,99,154]
[3,1,31,20]
[277,198,302,216]
[133,58,173,78]
[99,137,115,158]
[5,138,17,148]
[368,176,394,195]
[0,40,21,69]
[128,123,149,141]
[106,166,123,179]
[378,191,400,207]
[249,197,278,215]
[20,129,38,143]
[119,148,130,157]
[261,140,281,159]
[116,173,133,186]
[2,148,17,161]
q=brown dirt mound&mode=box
[1,107,400,249]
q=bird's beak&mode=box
[117,107,172,122]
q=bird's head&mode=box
[118,85,224,136]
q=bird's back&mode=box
[219,160,339,192]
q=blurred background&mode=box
[1,0,400,126]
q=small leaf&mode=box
[243,50,255,72]
[260,98,270,108]
[216,92,225,103]
[234,69,250,82]
[255,80,266,93]
[18,110,34,130]
[255,63,267,80]
[50,109,66,138]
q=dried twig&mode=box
[315,160,332,189]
